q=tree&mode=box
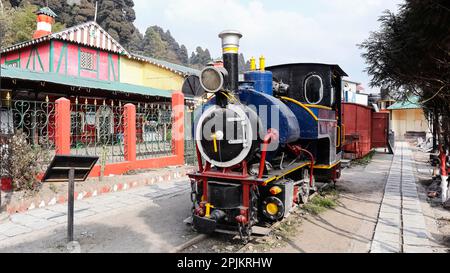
[189,46,212,69]
[140,25,192,65]
[142,26,166,59]
[178,45,189,65]
[8,0,141,51]
[238,53,249,72]
[360,0,450,147]
[0,3,65,47]
[96,0,139,50]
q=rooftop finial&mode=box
[94,1,98,22]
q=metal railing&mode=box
[1,97,179,173]
[0,99,56,174]
[136,102,173,160]
[70,99,125,164]
[184,106,197,166]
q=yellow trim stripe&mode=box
[263,163,310,185]
[263,161,341,185]
[212,134,218,153]
[223,47,239,53]
[280,97,319,121]
[314,161,341,170]
[303,104,333,110]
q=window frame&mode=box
[304,74,324,105]
[79,50,96,71]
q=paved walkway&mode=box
[371,142,432,253]
[0,179,190,242]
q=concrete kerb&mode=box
[3,166,195,216]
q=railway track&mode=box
[171,188,329,253]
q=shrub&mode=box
[0,131,49,193]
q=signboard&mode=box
[42,155,99,183]
[42,155,98,243]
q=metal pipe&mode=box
[298,148,315,187]
[259,55,265,71]
[250,57,256,71]
[287,144,315,187]
[258,130,278,179]
[67,168,75,243]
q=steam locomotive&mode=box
[187,30,347,240]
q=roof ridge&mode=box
[129,53,200,76]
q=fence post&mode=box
[124,103,136,162]
[55,98,71,155]
[172,92,185,163]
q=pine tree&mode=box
[189,46,212,69]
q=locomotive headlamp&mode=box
[262,197,284,221]
[200,66,228,93]
[266,203,279,216]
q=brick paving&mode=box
[371,142,432,253]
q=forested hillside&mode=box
[1,0,250,70]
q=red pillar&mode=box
[55,98,71,155]
[172,92,185,162]
[124,103,136,162]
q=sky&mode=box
[133,0,404,94]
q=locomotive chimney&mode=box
[218,30,242,92]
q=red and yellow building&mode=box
[0,7,198,176]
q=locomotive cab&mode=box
[268,63,348,182]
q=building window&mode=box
[80,51,95,71]
[304,74,324,105]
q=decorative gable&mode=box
[1,21,128,55]
[51,21,128,55]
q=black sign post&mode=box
[42,155,98,243]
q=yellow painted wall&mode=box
[120,58,144,86]
[120,57,185,92]
[391,109,429,139]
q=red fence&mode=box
[53,92,185,177]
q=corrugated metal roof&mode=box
[387,96,422,110]
[130,54,200,77]
[1,65,172,98]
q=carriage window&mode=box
[304,74,323,105]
